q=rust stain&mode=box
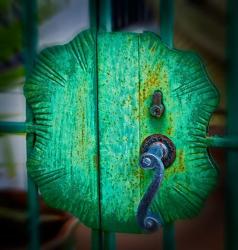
[139,62,168,103]
[165,149,185,178]
[150,46,156,53]
[166,114,173,136]
[139,62,170,124]
[94,154,99,170]
[177,149,185,172]
[123,95,132,107]
[81,108,85,144]
[134,168,145,181]
[166,126,172,136]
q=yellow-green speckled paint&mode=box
[24,30,100,229]
[24,29,219,233]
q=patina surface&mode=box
[24,29,219,233]
[139,32,218,226]
[25,30,100,229]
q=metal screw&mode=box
[150,91,165,118]
[150,104,164,118]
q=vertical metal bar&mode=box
[104,232,116,250]
[22,0,40,249]
[160,0,174,49]
[99,0,112,32]
[26,178,39,250]
[98,0,116,249]
[226,0,238,249]
[90,0,116,249]
[90,0,99,30]
[23,0,38,74]
[159,0,175,250]
[91,229,103,250]
[163,224,175,250]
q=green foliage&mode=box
[0,0,69,89]
[0,0,13,13]
[0,22,21,62]
[0,66,24,91]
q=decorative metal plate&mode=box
[24,29,219,233]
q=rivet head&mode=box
[150,104,164,118]
[141,157,152,168]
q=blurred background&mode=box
[0,0,231,249]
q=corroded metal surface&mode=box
[150,91,165,118]
[98,32,141,232]
[137,135,174,232]
[24,29,219,233]
[139,32,218,226]
[24,30,100,229]
[140,134,176,168]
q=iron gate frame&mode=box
[0,0,237,249]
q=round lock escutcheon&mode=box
[140,134,176,168]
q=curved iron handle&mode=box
[137,142,165,232]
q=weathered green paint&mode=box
[98,32,140,232]
[91,0,116,248]
[24,29,219,233]
[159,0,175,248]
[139,32,219,224]
[24,30,100,229]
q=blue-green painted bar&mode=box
[99,0,112,32]
[89,0,98,30]
[90,0,116,249]
[98,0,116,249]
[104,231,116,250]
[22,0,40,249]
[0,122,26,134]
[226,0,238,249]
[206,136,238,149]
[160,0,174,49]
[91,229,103,250]
[159,1,175,250]
[163,224,175,250]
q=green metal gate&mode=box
[0,0,237,249]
